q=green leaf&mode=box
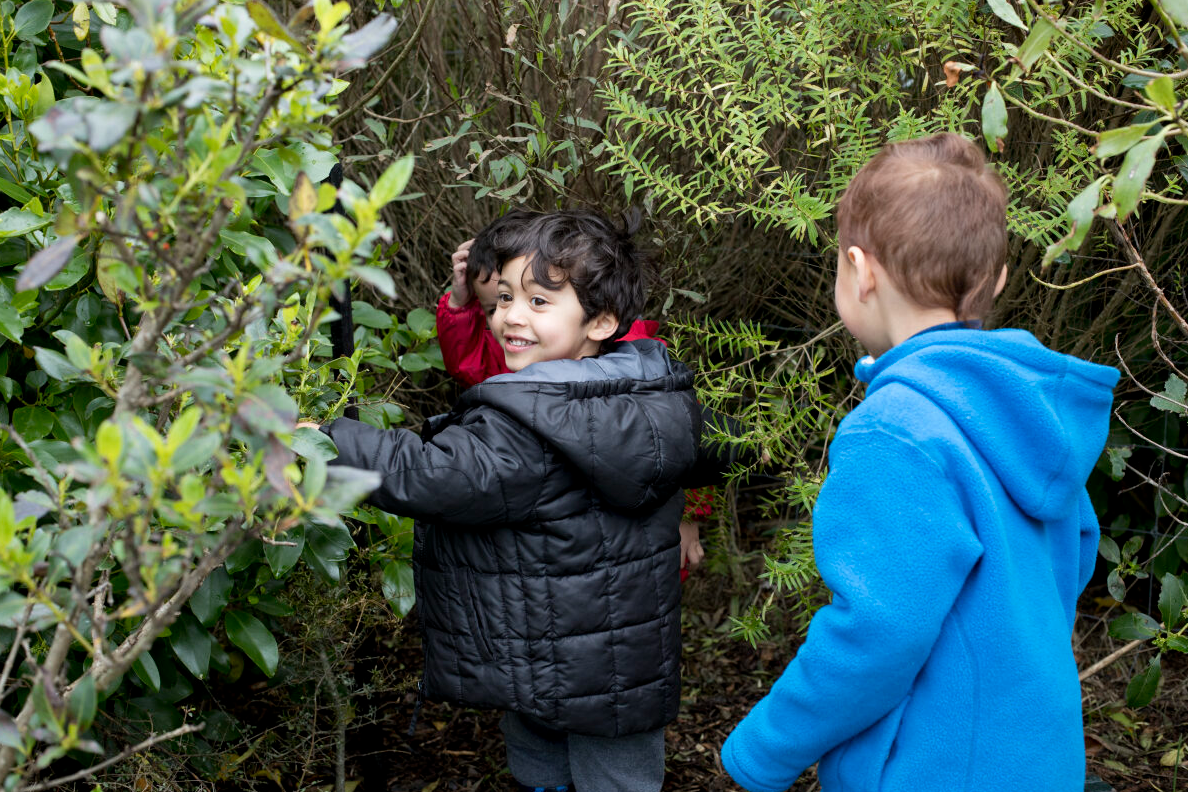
[172,432,220,471]
[16,236,79,292]
[382,560,415,617]
[13,406,55,441]
[400,351,432,372]
[0,711,22,750]
[1150,374,1187,414]
[169,612,212,679]
[407,307,436,337]
[1109,612,1160,641]
[190,567,232,627]
[33,347,82,382]
[55,526,94,568]
[264,525,304,577]
[1158,573,1187,629]
[987,0,1027,29]
[1145,76,1177,111]
[369,155,414,206]
[246,1,301,48]
[1113,135,1162,221]
[0,208,52,240]
[166,407,202,453]
[1015,18,1056,71]
[0,178,34,204]
[1165,0,1188,28]
[224,611,278,677]
[132,651,161,692]
[1100,535,1121,564]
[1063,177,1106,250]
[15,0,54,41]
[981,83,1008,153]
[67,675,97,731]
[0,303,24,344]
[1095,124,1153,160]
[1125,654,1161,708]
[350,301,392,329]
[291,427,337,462]
[351,265,396,299]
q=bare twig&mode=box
[1079,639,1145,682]
[18,723,204,792]
[332,0,440,130]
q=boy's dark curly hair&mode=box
[473,208,649,344]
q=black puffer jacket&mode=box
[325,340,714,737]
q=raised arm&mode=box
[324,409,544,525]
[721,429,983,792]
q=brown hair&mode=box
[835,133,1008,320]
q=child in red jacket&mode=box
[435,210,711,577]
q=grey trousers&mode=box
[500,711,665,792]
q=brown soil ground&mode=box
[341,573,1188,792]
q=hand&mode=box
[296,421,321,429]
[679,520,704,575]
[446,238,476,309]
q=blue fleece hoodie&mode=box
[721,327,1119,792]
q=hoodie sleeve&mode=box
[324,409,544,525]
[1076,489,1100,597]
[721,428,984,792]
[436,292,509,388]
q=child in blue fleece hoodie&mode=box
[721,133,1119,792]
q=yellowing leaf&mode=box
[72,2,89,40]
[289,172,317,225]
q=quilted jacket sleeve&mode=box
[435,292,509,388]
[681,406,752,490]
[324,409,545,526]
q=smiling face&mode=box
[490,255,617,371]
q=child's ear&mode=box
[586,312,619,342]
[993,264,1008,297]
[846,246,877,302]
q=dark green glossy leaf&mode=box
[169,612,212,679]
[1158,573,1187,629]
[132,651,161,692]
[1125,654,1161,708]
[264,525,304,577]
[15,0,53,40]
[13,405,55,441]
[33,348,81,382]
[1108,611,1159,641]
[224,611,278,677]
[67,675,96,731]
[382,560,415,617]
[190,567,232,627]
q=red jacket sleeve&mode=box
[435,293,510,389]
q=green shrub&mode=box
[0,0,433,786]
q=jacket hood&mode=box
[453,339,700,511]
[855,327,1119,522]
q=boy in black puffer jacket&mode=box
[315,210,726,792]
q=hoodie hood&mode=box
[453,339,701,511]
[854,327,1119,522]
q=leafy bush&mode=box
[0,0,436,786]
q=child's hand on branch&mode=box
[447,238,476,309]
[679,520,704,577]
